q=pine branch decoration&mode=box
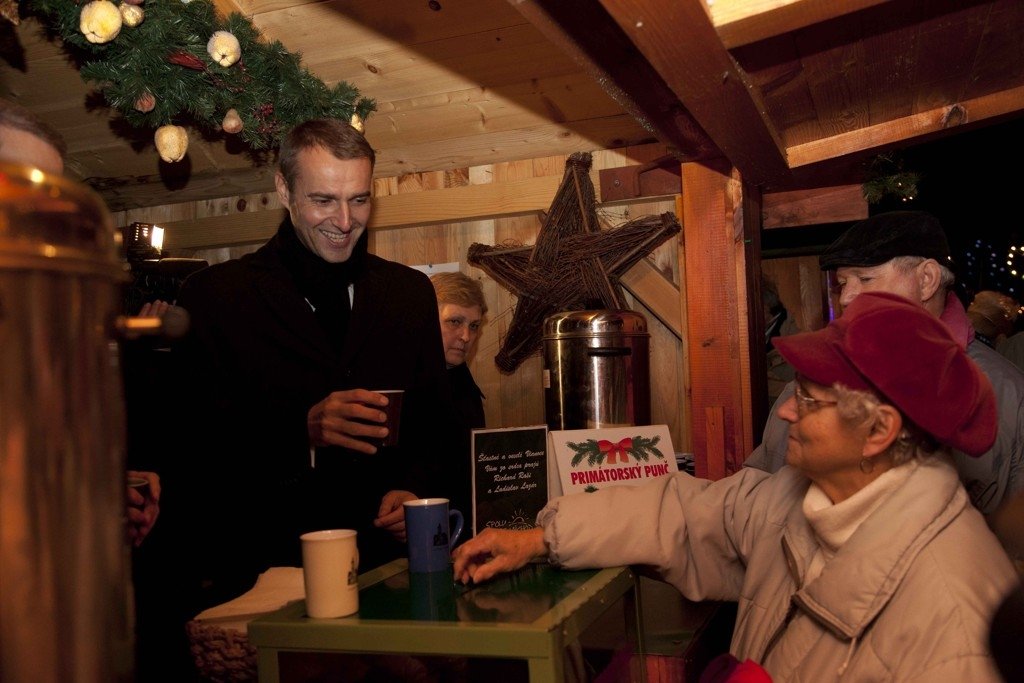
[629,435,664,461]
[25,0,375,155]
[566,435,665,467]
[862,153,921,205]
[568,440,602,467]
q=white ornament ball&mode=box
[207,31,241,68]
[119,3,144,27]
[80,0,122,44]
[154,125,189,163]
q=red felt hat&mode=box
[773,292,997,456]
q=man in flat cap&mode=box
[746,210,1024,515]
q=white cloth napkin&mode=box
[193,567,305,633]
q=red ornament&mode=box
[167,51,205,71]
[134,92,155,113]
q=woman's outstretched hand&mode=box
[451,527,547,585]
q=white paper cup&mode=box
[300,529,359,618]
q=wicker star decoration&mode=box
[467,151,680,373]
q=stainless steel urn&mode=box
[0,163,133,682]
[542,309,651,430]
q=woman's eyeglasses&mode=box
[793,384,838,417]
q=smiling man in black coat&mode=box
[169,119,459,609]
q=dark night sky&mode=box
[763,115,1024,301]
[898,117,1024,298]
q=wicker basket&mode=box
[186,619,257,683]
[185,567,306,682]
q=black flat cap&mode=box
[819,211,955,271]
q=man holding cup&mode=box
[170,118,460,608]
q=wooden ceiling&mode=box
[2,0,1022,212]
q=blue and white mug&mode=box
[403,498,464,573]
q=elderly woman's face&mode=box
[779,379,870,486]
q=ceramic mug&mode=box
[300,529,359,618]
[403,498,464,573]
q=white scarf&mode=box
[801,459,918,584]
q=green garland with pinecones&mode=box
[23,0,375,161]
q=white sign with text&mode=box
[548,424,677,497]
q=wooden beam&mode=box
[681,159,752,479]
[161,177,679,251]
[710,0,892,49]
[762,184,867,228]
[787,87,1024,168]
[620,259,682,339]
[161,209,283,250]
[372,175,566,230]
[97,114,653,212]
[741,185,765,452]
[673,192,694,451]
[162,174,566,249]
[97,167,279,214]
[598,0,791,188]
[212,0,247,17]
[705,406,727,481]
[509,0,722,162]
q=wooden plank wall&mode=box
[761,256,830,333]
[759,184,866,334]
[111,143,692,453]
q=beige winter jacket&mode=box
[746,295,1024,516]
[539,456,1017,682]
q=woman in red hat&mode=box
[453,292,1018,682]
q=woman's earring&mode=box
[859,458,875,474]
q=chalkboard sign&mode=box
[471,425,549,536]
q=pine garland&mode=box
[24,0,375,154]
[862,153,921,205]
[567,435,665,467]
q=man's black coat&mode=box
[168,220,459,603]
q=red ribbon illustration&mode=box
[598,438,633,464]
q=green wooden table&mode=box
[248,559,645,683]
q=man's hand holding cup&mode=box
[307,388,404,454]
[126,470,161,547]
